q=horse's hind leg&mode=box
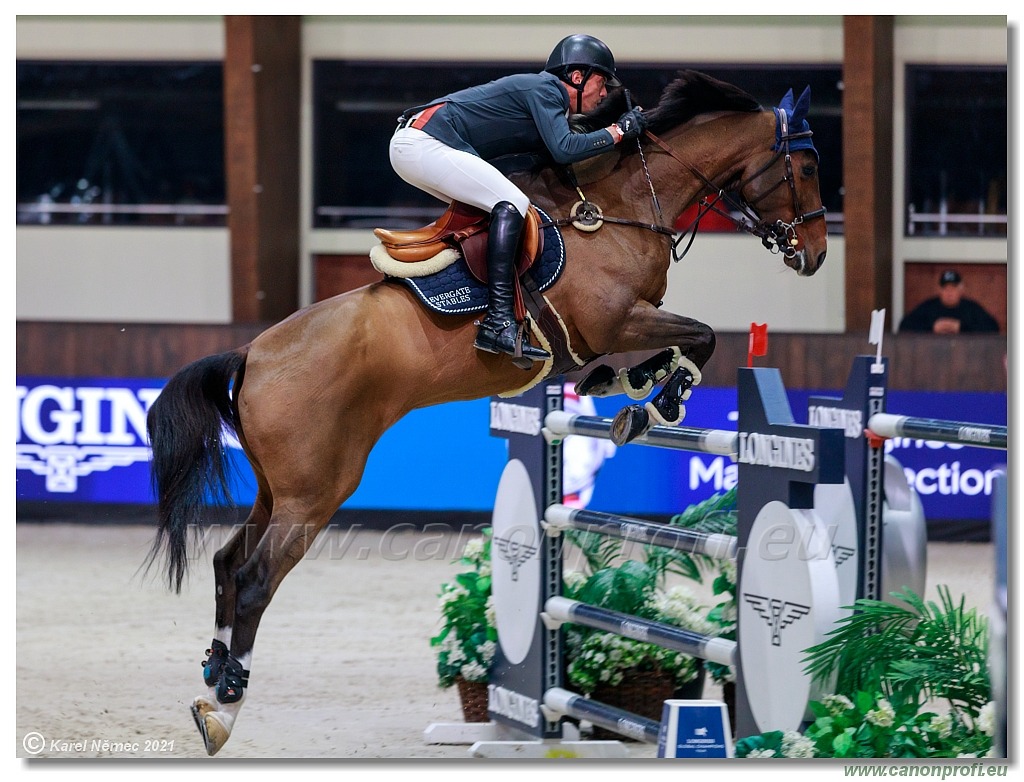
[191,503,334,756]
[198,485,273,693]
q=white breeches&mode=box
[389,127,530,218]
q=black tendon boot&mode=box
[474,202,550,363]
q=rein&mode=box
[542,108,827,262]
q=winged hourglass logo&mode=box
[493,533,538,582]
[742,593,811,646]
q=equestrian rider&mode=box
[390,34,648,363]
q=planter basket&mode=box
[589,669,676,740]
[456,676,490,723]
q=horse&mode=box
[145,70,827,755]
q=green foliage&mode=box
[803,586,990,716]
[430,529,497,688]
[570,559,657,617]
[736,692,994,758]
[667,487,738,685]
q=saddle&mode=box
[373,202,545,284]
[370,204,579,377]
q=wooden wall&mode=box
[16,319,1007,393]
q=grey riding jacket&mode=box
[405,71,615,165]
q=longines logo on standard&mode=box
[808,405,864,439]
[493,533,538,582]
[737,432,815,472]
[488,685,539,728]
[16,383,163,493]
[742,593,811,646]
[489,401,542,436]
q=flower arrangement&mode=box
[737,693,996,758]
[430,530,497,689]
[563,581,711,695]
[736,586,995,758]
[429,489,737,712]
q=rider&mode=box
[390,34,648,363]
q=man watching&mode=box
[899,269,1000,334]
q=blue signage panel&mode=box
[15,376,1005,533]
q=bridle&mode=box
[545,106,827,263]
[651,106,827,262]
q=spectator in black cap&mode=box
[899,269,1000,334]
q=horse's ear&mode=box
[792,86,812,125]
[778,87,795,115]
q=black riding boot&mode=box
[474,201,550,362]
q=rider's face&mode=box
[580,74,608,113]
[569,70,608,114]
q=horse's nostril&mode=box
[817,251,827,269]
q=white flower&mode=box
[977,701,996,737]
[865,698,896,728]
[719,560,736,583]
[460,660,488,681]
[447,646,466,666]
[745,748,778,758]
[821,694,854,715]
[485,596,496,628]
[477,640,497,666]
[462,539,483,561]
[928,713,953,739]
[781,731,815,758]
[564,570,587,591]
[440,584,469,606]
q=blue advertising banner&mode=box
[15,376,1005,534]
[14,376,507,510]
[585,388,1007,527]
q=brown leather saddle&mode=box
[373,202,545,285]
[374,202,580,375]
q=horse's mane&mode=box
[573,69,762,134]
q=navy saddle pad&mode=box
[395,207,565,315]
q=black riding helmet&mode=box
[545,34,621,112]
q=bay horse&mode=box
[146,70,827,755]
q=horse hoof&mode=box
[191,698,231,756]
[575,364,621,397]
[610,405,650,446]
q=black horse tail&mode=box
[145,349,248,593]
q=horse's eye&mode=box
[802,164,817,178]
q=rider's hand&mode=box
[615,108,648,142]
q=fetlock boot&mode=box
[474,201,550,362]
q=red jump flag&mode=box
[747,322,768,367]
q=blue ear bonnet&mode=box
[773,85,818,157]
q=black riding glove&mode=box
[615,108,648,141]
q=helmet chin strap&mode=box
[569,67,595,114]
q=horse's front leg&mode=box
[579,301,716,445]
